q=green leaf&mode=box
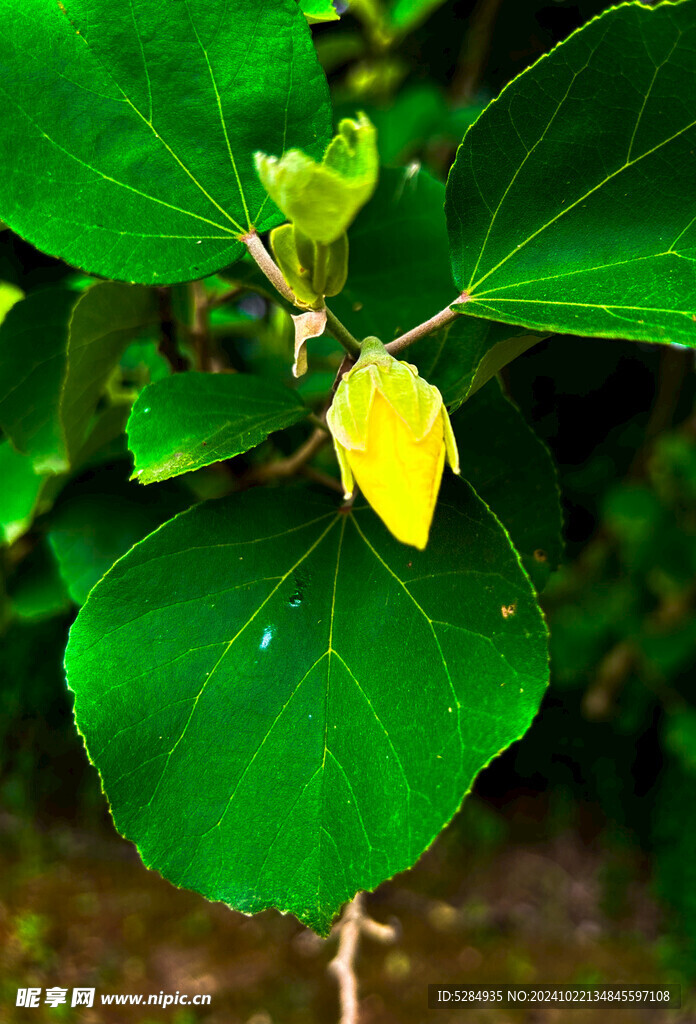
[61,283,160,462]
[48,491,187,605]
[331,167,455,342]
[409,315,546,410]
[0,289,77,473]
[127,373,310,484]
[389,0,447,33]
[301,0,340,23]
[0,442,47,545]
[0,0,331,284]
[0,280,22,322]
[446,1,696,345]
[453,381,563,588]
[65,484,548,935]
[8,542,72,621]
[0,284,158,473]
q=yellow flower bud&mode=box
[327,337,460,550]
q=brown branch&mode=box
[385,294,469,356]
[190,280,212,371]
[328,893,398,1024]
[242,231,361,358]
[251,428,330,485]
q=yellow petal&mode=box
[347,391,445,549]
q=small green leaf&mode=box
[0,280,22,322]
[301,0,340,23]
[0,290,77,473]
[0,442,47,545]
[61,284,160,462]
[0,285,158,473]
[454,381,563,588]
[331,166,455,342]
[446,1,696,345]
[66,484,548,936]
[127,373,310,484]
[8,542,72,621]
[0,0,331,283]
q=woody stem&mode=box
[385,293,470,355]
[242,231,361,359]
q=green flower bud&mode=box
[255,114,378,245]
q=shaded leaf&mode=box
[127,373,309,484]
[61,284,160,462]
[0,285,158,473]
[48,491,187,605]
[66,484,548,935]
[332,167,455,341]
[0,0,331,283]
[409,315,546,410]
[389,0,447,33]
[453,380,562,588]
[446,1,696,345]
[0,289,76,473]
[0,442,47,545]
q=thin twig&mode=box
[190,280,211,370]
[385,294,469,356]
[452,0,505,103]
[242,231,362,358]
[251,428,329,484]
[156,287,188,372]
[328,893,398,1024]
[242,230,296,304]
[326,308,361,358]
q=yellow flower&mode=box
[327,337,460,550]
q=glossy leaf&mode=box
[127,373,309,484]
[454,381,562,588]
[331,167,455,341]
[0,285,158,473]
[0,442,46,545]
[0,0,331,283]
[66,485,548,935]
[446,1,696,345]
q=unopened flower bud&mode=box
[327,337,459,550]
[255,114,378,245]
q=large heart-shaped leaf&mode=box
[0,0,331,283]
[65,485,548,935]
[127,373,309,484]
[446,1,696,345]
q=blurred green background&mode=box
[1,0,695,1020]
